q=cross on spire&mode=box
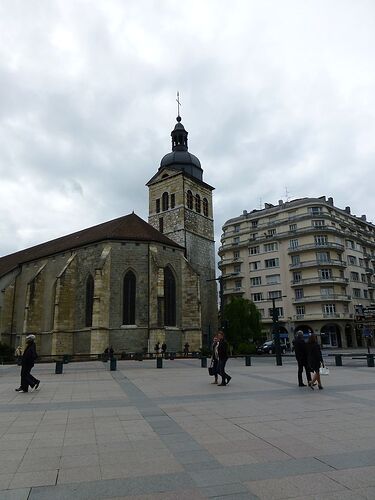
[176,91,181,118]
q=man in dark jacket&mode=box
[293,331,311,387]
[217,331,231,386]
[15,334,40,393]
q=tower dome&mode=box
[160,116,203,181]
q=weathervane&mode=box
[176,91,181,118]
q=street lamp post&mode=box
[272,297,283,366]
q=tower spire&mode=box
[176,91,181,120]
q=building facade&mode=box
[219,196,375,348]
[0,115,217,354]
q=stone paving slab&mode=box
[1,356,375,499]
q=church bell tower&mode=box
[147,111,218,343]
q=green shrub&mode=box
[235,342,257,355]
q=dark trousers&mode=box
[297,358,311,385]
[21,366,38,392]
[218,359,228,383]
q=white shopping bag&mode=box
[320,366,330,375]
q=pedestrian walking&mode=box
[109,346,114,359]
[210,335,219,384]
[183,342,189,357]
[161,342,167,358]
[15,334,40,393]
[307,334,324,390]
[217,331,231,386]
[293,331,311,387]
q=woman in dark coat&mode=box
[307,334,324,390]
[15,334,40,393]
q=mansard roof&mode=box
[0,213,183,278]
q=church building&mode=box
[0,115,217,355]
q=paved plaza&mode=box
[1,354,375,499]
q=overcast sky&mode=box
[1,0,374,261]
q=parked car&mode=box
[256,341,287,355]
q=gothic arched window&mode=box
[195,194,201,213]
[85,274,94,327]
[164,266,176,326]
[123,271,136,325]
[203,198,209,217]
[162,192,169,211]
[186,190,193,209]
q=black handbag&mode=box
[208,359,215,376]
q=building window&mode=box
[313,219,325,227]
[321,287,334,296]
[359,258,364,267]
[348,255,357,265]
[123,271,136,325]
[251,292,263,302]
[234,224,240,233]
[309,206,323,215]
[268,290,282,299]
[85,274,94,327]
[353,288,361,298]
[289,224,297,231]
[350,271,359,282]
[156,199,160,213]
[296,305,305,316]
[364,289,368,299]
[264,242,278,252]
[293,272,301,283]
[316,251,330,262]
[346,239,355,249]
[162,192,169,211]
[361,274,367,283]
[291,255,300,266]
[170,194,175,209]
[323,303,336,315]
[319,268,332,279]
[295,288,304,299]
[203,198,209,216]
[315,235,328,246]
[250,276,262,286]
[267,228,276,236]
[265,258,279,268]
[233,250,240,259]
[252,220,258,228]
[195,194,201,213]
[234,263,241,273]
[250,261,260,271]
[159,218,164,233]
[164,267,176,326]
[234,279,242,290]
[289,239,299,249]
[186,190,193,209]
[249,246,260,255]
[233,236,240,245]
[266,274,281,285]
[250,233,258,240]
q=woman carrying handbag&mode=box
[307,334,324,390]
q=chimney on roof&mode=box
[243,210,248,216]
[345,206,351,214]
[328,197,334,206]
[278,200,283,206]
[361,215,367,221]
[264,203,273,209]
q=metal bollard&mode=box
[55,361,63,374]
[201,357,207,368]
[245,355,252,366]
[367,354,374,367]
[335,354,343,366]
[157,357,163,369]
[110,358,117,371]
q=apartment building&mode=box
[218,196,375,348]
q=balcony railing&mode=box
[288,242,345,253]
[291,277,349,286]
[293,312,342,320]
[292,294,351,304]
[290,259,347,269]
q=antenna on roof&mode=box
[258,197,262,210]
[284,186,291,202]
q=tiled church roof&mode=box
[0,213,183,278]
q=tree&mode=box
[223,297,262,349]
